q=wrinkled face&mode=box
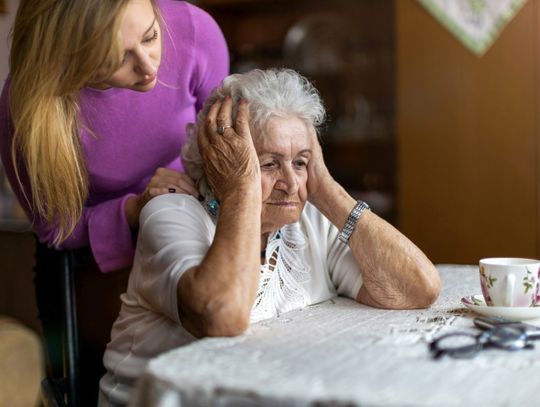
[255,115,312,235]
[98,0,162,91]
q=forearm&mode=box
[178,186,262,337]
[313,181,440,309]
[350,212,440,309]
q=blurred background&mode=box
[0,0,539,336]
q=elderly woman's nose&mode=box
[277,167,299,194]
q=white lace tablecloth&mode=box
[129,265,540,407]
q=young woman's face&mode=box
[255,115,312,235]
[99,0,162,91]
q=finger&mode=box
[174,181,199,197]
[235,98,251,140]
[167,183,199,197]
[217,96,233,128]
[197,123,210,152]
[167,178,199,197]
[152,178,199,197]
[204,100,223,140]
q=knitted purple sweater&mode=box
[0,0,229,272]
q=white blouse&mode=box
[99,194,363,406]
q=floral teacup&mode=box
[479,258,540,307]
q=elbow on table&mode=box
[408,264,441,309]
[198,302,251,338]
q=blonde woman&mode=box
[0,0,228,404]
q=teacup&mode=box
[479,258,540,307]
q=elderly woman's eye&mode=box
[294,160,307,168]
[261,161,277,169]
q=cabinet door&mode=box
[397,0,540,263]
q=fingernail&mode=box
[168,188,176,193]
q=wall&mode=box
[0,0,16,82]
[397,0,539,264]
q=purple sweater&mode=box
[0,0,229,272]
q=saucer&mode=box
[461,295,540,321]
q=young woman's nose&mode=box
[134,48,157,76]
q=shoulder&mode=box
[158,0,222,34]
[140,194,208,228]
[157,0,227,72]
[300,202,340,249]
[301,202,334,231]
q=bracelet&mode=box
[338,200,370,244]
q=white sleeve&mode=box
[134,194,214,324]
[304,203,363,299]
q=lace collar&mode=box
[199,193,312,322]
[251,222,311,322]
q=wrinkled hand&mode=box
[198,96,260,201]
[306,129,335,204]
[126,168,198,227]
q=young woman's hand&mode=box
[125,168,198,228]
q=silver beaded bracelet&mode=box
[338,200,370,244]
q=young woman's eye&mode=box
[143,29,159,44]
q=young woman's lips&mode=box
[137,74,156,86]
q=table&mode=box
[130,265,540,407]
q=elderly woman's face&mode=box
[255,116,312,234]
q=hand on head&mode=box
[198,96,261,201]
[306,128,334,203]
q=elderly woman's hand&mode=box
[198,97,260,201]
[306,128,337,206]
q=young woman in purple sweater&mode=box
[0,0,228,404]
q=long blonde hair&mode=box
[9,0,157,245]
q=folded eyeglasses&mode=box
[429,317,540,359]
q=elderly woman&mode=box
[99,68,440,406]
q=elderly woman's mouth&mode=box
[266,201,299,206]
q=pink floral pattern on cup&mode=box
[479,258,540,308]
[479,265,494,306]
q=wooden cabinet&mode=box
[397,0,540,263]
[197,0,397,222]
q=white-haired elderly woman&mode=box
[99,68,441,406]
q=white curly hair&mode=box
[181,68,326,195]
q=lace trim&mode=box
[251,222,311,322]
[199,195,312,322]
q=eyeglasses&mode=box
[429,325,535,359]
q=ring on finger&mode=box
[217,125,232,135]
